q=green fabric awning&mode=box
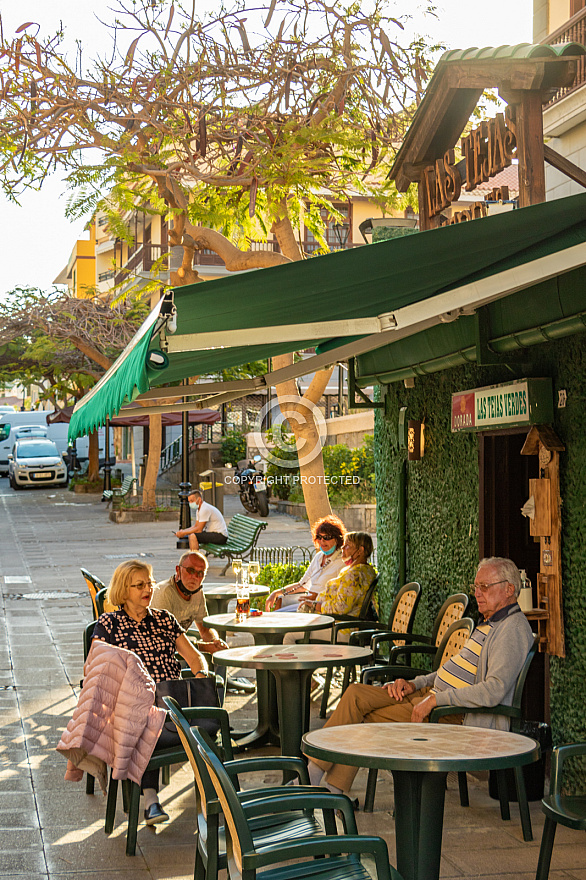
[69,193,586,440]
[69,302,162,440]
[354,263,586,385]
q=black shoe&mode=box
[144,803,169,825]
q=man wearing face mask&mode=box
[151,551,228,654]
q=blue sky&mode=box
[0,0,534,297]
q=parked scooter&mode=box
[234,455,270,517]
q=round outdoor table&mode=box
[204,611,334,748]
[202,583,269,616]
[302,723,540,880]
[213,643,372,768]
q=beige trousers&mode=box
[307,682,461,792]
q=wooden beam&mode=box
[514,91,546,206]
[446,58,579,92]
[544,143,586,189]
[446,60,546,92]
[542,450,565,657]
[394,87,481,189]
[391,54,582,188]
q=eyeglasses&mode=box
[315,534,334,542]
[130,580,154,590]
[469,579,508,594]
[181,566,206,577]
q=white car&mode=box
[8,438,68,489]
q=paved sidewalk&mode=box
[0,482,584,879]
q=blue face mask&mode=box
[323,543,337,556]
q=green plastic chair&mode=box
[536,742,586,880]
[81,567,106,619]
[94,586,117,615]
[429,634,539,842]
[313,573,380,717]
[192,714,402,880]
[165,698,340,880]
[360,616,475,812]
[105,702,229,856]
[319,580,420,718]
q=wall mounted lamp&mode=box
[407,419,425,461]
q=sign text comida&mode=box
[420,108,517,224]
[451,379,553,433]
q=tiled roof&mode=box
[440,42,586,63]
[467,164,519,197]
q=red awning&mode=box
[48,405,221,427]
[110,409,221,427]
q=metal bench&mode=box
[203,512,267,575]
[102,475,137,506]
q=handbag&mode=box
[155,675,221,736]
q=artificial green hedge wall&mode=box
[374,334,586,786]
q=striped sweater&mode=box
[410,602,534,730]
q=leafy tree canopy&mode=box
[0,0,437,280]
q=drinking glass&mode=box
[249,561,260,585]
[236,565,250,621]
[232,559,242,586]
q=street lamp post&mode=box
[177,380,191,549]
[103,416,112,494]
[332,220,349,249]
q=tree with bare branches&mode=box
[0,287,148,478]
[0,0,434,522]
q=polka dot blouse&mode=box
[92,608,185,683]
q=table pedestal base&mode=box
[220,633,281,750]
[392,769,447,880]
[273,668,313,778]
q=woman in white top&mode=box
[265,514,347,611]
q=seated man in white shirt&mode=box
[175,489,228,552]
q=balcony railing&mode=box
[304,238,354,255]
[98,270,116,282]
[543,8,586,107]
[114,244,167,286]
[114,238,281,283]
[192,239,280,266]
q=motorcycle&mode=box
[234,455,270,517]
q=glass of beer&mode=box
[249,561,260,585]
[236,580,250,622]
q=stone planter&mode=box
[73,483,103,494]
[270,499,377,532]
[332,504,377,532]
[109,508,178,524]
[270,499,308,519]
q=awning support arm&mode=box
[348,358,384,409]
[135,377,265,401]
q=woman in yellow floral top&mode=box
[284,532,376,644]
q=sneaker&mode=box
[144,803,169,825]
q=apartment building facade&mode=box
[534,1,586,197]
